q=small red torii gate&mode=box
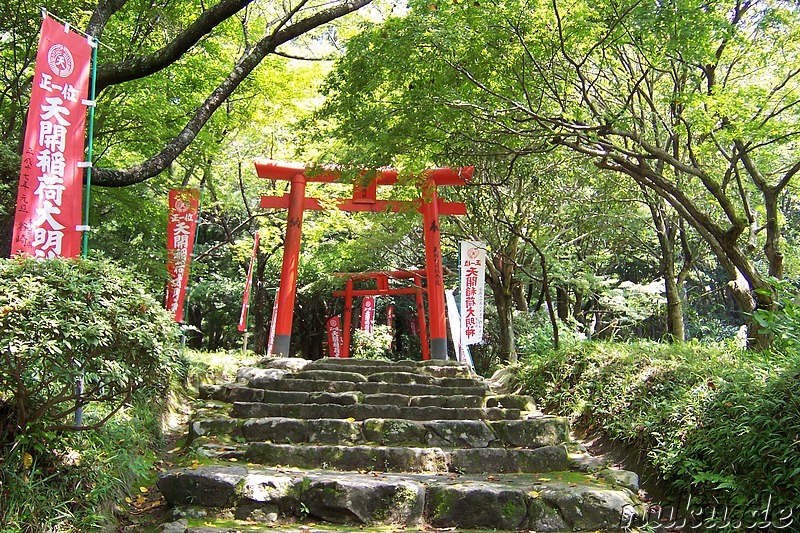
[333,270,430,360]
[255,159,473,360]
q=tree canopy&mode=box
[1,0,798,357]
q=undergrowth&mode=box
[516,340,800,522]
[0,396,164,532]
[0,348,254,531]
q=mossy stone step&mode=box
[301,361,475,379]
[245,377,488,397]
[365,393,486,408]
[239,442,569,474]
[229,402,520,421]
[358,381,487,396]
[303,361,418,375]
[292,369,369,382]
[158,466,641,531]
[247,378,358,393]
[190,416,571,450]
[193,442,569,475]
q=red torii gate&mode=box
[255,159,473,360]
[333,270,430,360]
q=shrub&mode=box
[352,325,393,360]
[754,278,800,353]
[516,341,800,522]
[0,256,180,444]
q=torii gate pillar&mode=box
[421,180,448,359]
[272,173,306,356]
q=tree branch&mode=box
[92,0,372,187]
[93,0,254,94]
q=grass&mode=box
[515,340,800,522]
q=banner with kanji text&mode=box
[460,241,486,344]
[326,315,344,358]
[165,188,200,322]
[360,296,376,334]
[238,233,259,332]
[11,15,94,258]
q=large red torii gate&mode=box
[255,159,473,360]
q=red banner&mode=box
[11,15,93,258]
[360,296,376,334]
[238,233,260,332]
[326,315,344,358]
[165,188,200,322]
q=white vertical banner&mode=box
[446,289,474,368]
[460,241,486,345]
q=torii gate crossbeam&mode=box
[256,159,473,360]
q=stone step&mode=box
[287,369,486,388]
[292,369,370,382]
[239,442,570,474]
[303,360,475,379]
[251,377,488,396]
[201,383,497,406]
[158,465,641,531]
[229,402,520,421]
[190,416,570,448]
[303,361,418,375]
[249,389,490,408]
[190,416,571,450]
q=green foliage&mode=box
[351,325,394,360]
[754,278,800,353]
[187,273,245,350]
[516,341,800,519]
[0,256,180,441]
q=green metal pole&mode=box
[80,36,99,258]
[76,35,98,428]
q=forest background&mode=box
[0,0,799,529]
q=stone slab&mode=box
[450,446,571,474]
[160,466,639,531]
[489,417,571,448]
[230,402,519,422]
[249,378,357,393]
[292,370,368,382]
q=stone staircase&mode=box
[158,357,644,532]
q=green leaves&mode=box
[0,256,180,440]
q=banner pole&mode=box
[80,34,99,259]
[175,188,202,352]
[180,188,203,329]
[76,31,99,428]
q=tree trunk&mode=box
[664,273,685,342]
[644,192,686,342]
[556,287,570,321]
[494,290,517,364]
[763,189,784,279]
